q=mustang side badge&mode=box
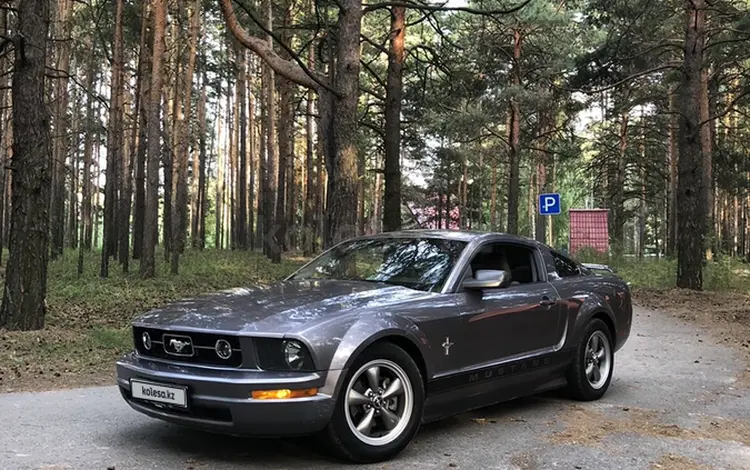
[442,337,454,356]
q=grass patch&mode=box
[45,248,304,329]
[0,248,305,392]
[573,248,750,293]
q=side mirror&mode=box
[462,269,511,290]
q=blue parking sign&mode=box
[539,193,561,215]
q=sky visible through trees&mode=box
[0,0,748,330]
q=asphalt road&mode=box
[1,307,749,470]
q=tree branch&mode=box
[219,0,335,94]
[363,0,533,15]
[561,63,681,94]
[360,58,387,89]
[361,33,388,55]
[698,87,750,129]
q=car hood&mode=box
[132,279,435,335]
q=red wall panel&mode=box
[569,209,609,254]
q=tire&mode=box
[321,342,425,463]
[564,318,614,401]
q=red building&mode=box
[569,209,609,254]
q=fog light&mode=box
[142,332,152,351]
[215,339,232,359]
[251,388,318,400]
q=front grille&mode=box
[133,326,243,368]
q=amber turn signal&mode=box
[251,388,318,400]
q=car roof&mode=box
[348,229,548,247]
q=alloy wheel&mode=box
[585,330,612,390]
[344,359,414,446]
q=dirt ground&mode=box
[633,288,750,388]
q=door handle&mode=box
[539,297,557,307]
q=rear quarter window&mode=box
[551,252,580,277]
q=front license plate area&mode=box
[130,379,188,408]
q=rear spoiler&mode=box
[581,263,615,273]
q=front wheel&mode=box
[322,342,424,463]
[564,318,614,401]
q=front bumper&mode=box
[116,351,336,437]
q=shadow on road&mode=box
[109,392,570,467]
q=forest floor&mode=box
[0,249,307,393]
[0,250,749,394]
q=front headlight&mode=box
[254,338,315,372]
[284,340,306,370]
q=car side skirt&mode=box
[421,349,573,423]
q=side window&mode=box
[467,243,538,285]
[551,252,580,277]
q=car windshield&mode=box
[290,237,467,292]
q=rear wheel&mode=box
[322,342,424,463]
[565,318,614,401]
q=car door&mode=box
[454,241,564,368]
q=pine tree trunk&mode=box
[214,46,224,249]
[460,153,467,229]
[358,139,365,235]
[102,0,124,277]
[667,85,678,258]
[302,52,316,256]
[197,73,208,249]
[66,107,78,250]
[262,0,278,257]
[372,169,382,234]
[78,39,96,274]
[287,112,297,249]
[0,7,9,266]
[490,166,497,230]
[547,157,555,246]
[132,0,150,260]
[93,114,101,250]
[228,76,237,250]
[506,29,522,235]
[247,60,256,249]
[118,75,135,272]
[140,0,167,279]
[235,44,248,250]
[0,0,52,330]
[382,7,405,233]
[319,0,362,247]
[638,128,647,259]
[534,152,547,243]
[700,66,713,260]
[162,74,177,259]
[193,62,207,249]
[50,0,72,260]
[610,111,629,257]
[272,3,294,260]
[171,0,199,274]
[676,0,706,290]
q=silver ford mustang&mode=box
[116,230,632,463]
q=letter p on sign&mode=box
[539,193,561,215]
